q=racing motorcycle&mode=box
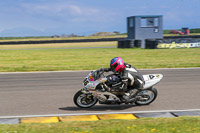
[74,68,163,108]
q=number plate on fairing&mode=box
[143,74,163,81]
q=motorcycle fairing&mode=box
[143,74,163,89]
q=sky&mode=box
[0,0,199,37]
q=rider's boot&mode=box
[122,89,140,103]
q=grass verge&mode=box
[0,41,117,49]
[0,35,126,42]
[0,46,199,72]
[0,117,200,133]
[0,33,200,42]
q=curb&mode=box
[1,110,200,124]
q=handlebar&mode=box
[89,68,105,81]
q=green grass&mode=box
[0,41,117,49]
[0,46,199,72]
[1,117,200,133]
[164,33,200,36]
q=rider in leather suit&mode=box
[101,57,145,103]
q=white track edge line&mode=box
[0,67,199,74]
[1,109,200,119]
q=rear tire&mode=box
[135,88,157,105]
[73,90,98,108]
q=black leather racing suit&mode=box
[101,63,145,102]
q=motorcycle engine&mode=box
[106,74,124,94]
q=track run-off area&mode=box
[0,68,199,118]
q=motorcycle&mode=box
[74,68,163,108]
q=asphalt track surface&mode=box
[0,68,199,117]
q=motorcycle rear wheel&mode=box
[135,88,157,105]
[74,90,98,108]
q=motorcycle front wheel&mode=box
[135,88,157,105]
[73,90,98,108]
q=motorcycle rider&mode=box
[101,57,145,103]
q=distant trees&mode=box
[90,31,120,36]
[51,34,83,38]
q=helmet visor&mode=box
[111,63,118,72]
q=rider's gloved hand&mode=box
[98,67,111,72]
[99,67,104,72]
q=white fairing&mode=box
[143,74,163,89]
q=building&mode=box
[119,15,163,48]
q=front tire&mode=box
[73,90,98,108]
[135,88,157,105]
